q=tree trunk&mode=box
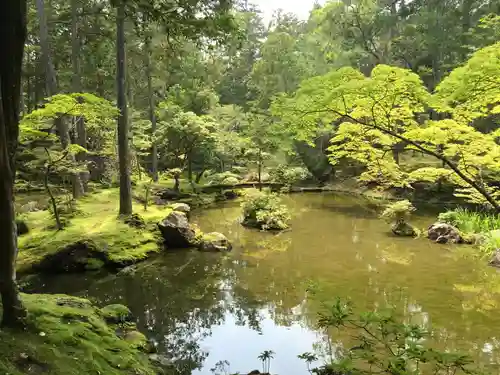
[145,33,158,182]
[0,0,28,327]
[195,170,205,184]
[37,0,83,198]
[258,147,262,191]
[35,0,57,96]
[72,0,88,192]
[116,0,132,216]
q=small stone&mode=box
[199,232,232,252]
[171,203,191,214]
[39,332,46,337]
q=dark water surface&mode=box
[26,193,500,374]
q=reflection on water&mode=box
[25,193,500,374]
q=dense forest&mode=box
[1,0,500,374]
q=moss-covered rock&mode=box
[199,232,233,252]
[101,304,134,324]
[0,294,159,375]
[31,240,108,273]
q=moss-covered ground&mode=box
[17,188,172,273]
[0,293,158,375]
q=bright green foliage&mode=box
[241,190,291,230]
[270,165,311,187]
[313,299,477,375]
[433,42,500,123]
[156,104,218,178]
[207,171,242,185]
[21,93,117,146]
[380,200,415,224]
[0,294,157,375]
[273,43,500,209]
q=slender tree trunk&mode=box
[258,147,262,191]
[37,0,83,198]
[26,74,32,113]
[145,33,158,182]
[0,0,28,327]
[35,0,57,96]
[72,0,88,192]
[116,0,132,216]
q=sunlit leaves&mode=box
[273,43,500,208]
[433,42,500,123]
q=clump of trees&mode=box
[273,42,500,211]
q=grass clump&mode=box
[0,294,158,375]
[241,189,291,230]
[438,207,500,234]
[17,188,172,273]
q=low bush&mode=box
[380,200,417,237]
[207,171,242,185]
[241,190,290,230]
[270,165,311,186]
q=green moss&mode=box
[0,294,158,375]
[101,304,133,324]
[17,188,172,273]
[85,258,105,271]
[123,331,149,351]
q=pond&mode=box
[25,193,500,375]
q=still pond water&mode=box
[28,193,500,374]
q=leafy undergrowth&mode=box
[0,293,158,375]
[17,189,172,273]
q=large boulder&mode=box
[199,232,232,252]
[157,211,197,248]
[391,220,417,237]
[428,222,464,244]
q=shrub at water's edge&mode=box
[0,294,159,375]
[380,200,418,237]
[241,189,291,231]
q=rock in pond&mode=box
[199,232,232,252]
[391,220,417,237]
[157,211,197,248]
[101,304,134,324]
[171,202,191,216]
[32,240,108,273]
[428,222,464,244]
[489,250,500,268]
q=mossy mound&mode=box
[0,294,159,375]
[17,189,172,274]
